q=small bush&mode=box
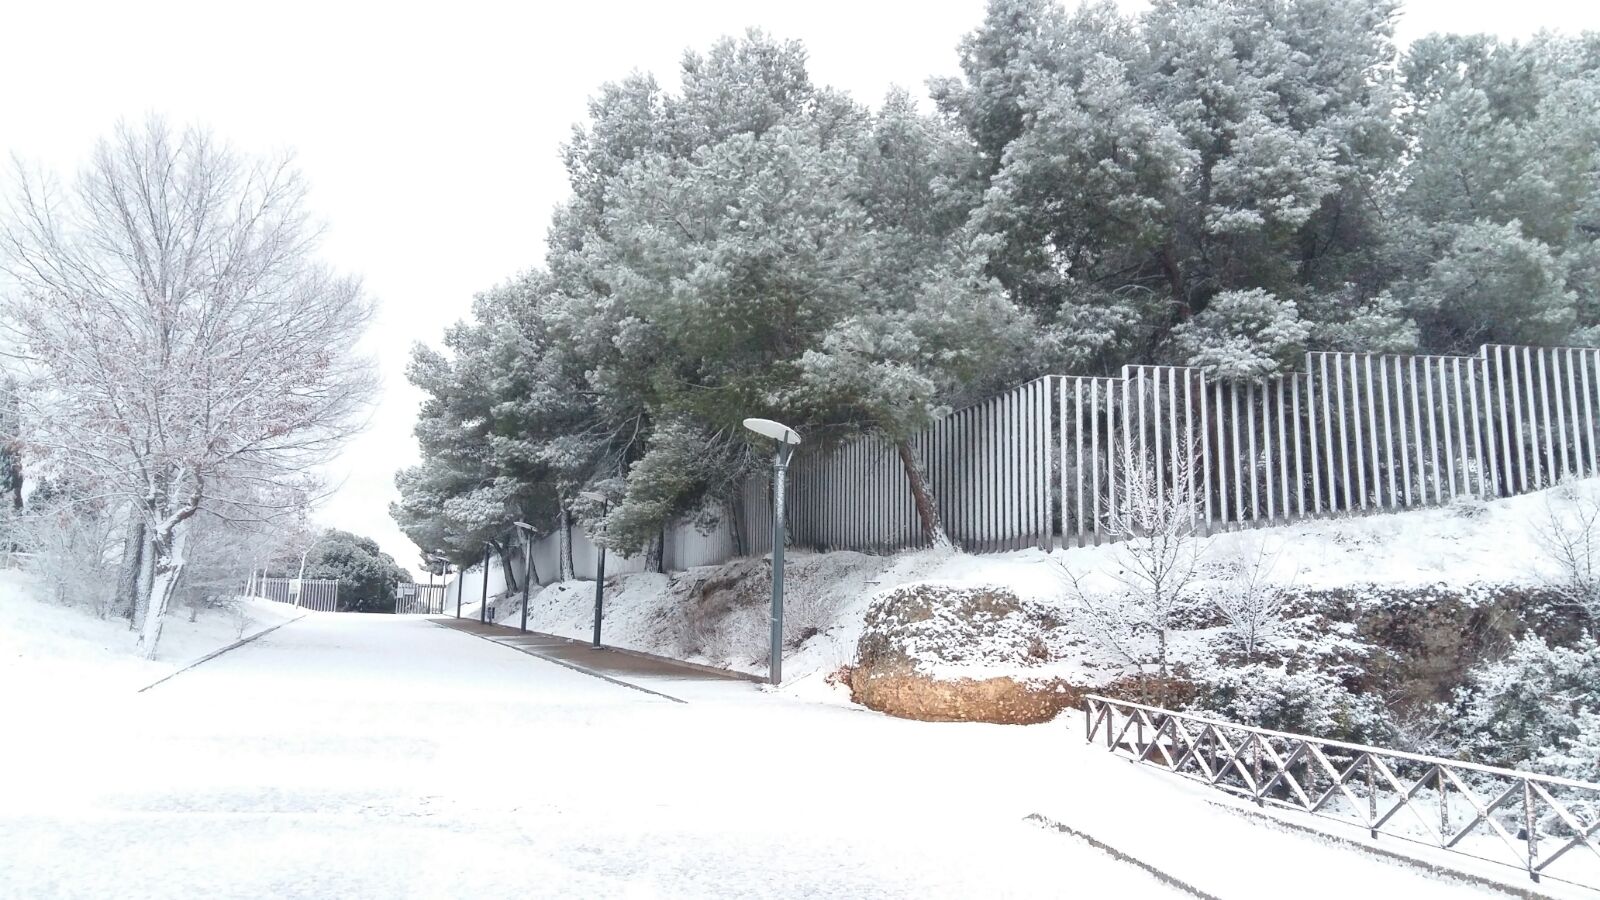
[1188,662,1395,745]
[1441,634,1600,772]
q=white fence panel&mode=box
[444,342,1600,604]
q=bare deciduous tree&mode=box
[0,117,375,658]
[1059,448,1205,677]
[1212,539,1296,661]
[1532,485,1600,627]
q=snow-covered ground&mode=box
[473,479,1598,698]
[0,614,1537,898]
[0,567,302,697]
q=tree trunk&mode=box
[646,529,664,573]
[559,508,575,581]
[136,521,189,660]
[896,439,954,551]
[130,527,156,633]
[496,541,520,595]
[115,516,146,629]
[728,493,748,558]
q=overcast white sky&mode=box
[2,0,1597,570]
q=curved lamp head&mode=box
[577,490,607,504]
[742,417,801,446]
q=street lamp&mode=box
[513,522,537,633]
[742,417,801,686]
[479,541,492,625]
[578,491,609,649]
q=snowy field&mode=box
[0,612,1556,898]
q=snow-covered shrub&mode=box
[1447,494,1489,520]
[1535,710,1600,784]
[702,603,772,667]
[781,588,837,648]
[1171,289,1310,381]
[1532,487,1600,625]
[12,486,119,617]
[1188,663,1394,745]
[857,583,1053,675]
[1444,635,1600,772]
[1210,540,1295,660]
[1060,451,1204,675]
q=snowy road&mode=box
[1,615,1508,898]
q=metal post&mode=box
[1526,778,1540,882]
[593,505,608,649]
[479,543,490,625]
[520,530,534,633]
[770,443,793,686]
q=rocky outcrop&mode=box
[848,583,1087,724]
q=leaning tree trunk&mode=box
[728,492,748,558]
[496,541,520,595]
[136,521,190,660]
[895,439,954,551]
[115,516,146,629]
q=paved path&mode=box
[431,616,761,702]
[0,614,1180,899]
[0,613,1542,899]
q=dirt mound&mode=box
[848,583,1086,724]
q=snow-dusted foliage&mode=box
[1188,663,1393,745]
[0,118,374,657]
[1171,289,1310,381]
[11,482,120,616]
[396,34,1030,557]
[1445,635,1600,780]
[1061,451,1204,676]
[1210,540,1296,660]
[1533,484,1600,620]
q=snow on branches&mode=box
[0,117,375,657]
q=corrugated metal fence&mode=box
[771,344,1600,551]
[453,343,1600,596]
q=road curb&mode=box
[428,620,688,704]
[449,616,764,684]
[136,612,308,693]
[1024,813,1222,899]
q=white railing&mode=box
[1084,694,1600,889]
[394,582,446,615]
[251,576,340,612]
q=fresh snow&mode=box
[0,568,302,697]
[0,613,1536,898]
[473,479,1600,698]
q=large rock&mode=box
[848,583,1085,725]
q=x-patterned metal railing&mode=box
[1085,694,1600,889]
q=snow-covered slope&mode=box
[470,479,1597,700]
[0,568,302,697]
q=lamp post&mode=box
[513,522,537,633]
[578,491,608,649]
[479,541,492,625]
[742,417,801,686]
